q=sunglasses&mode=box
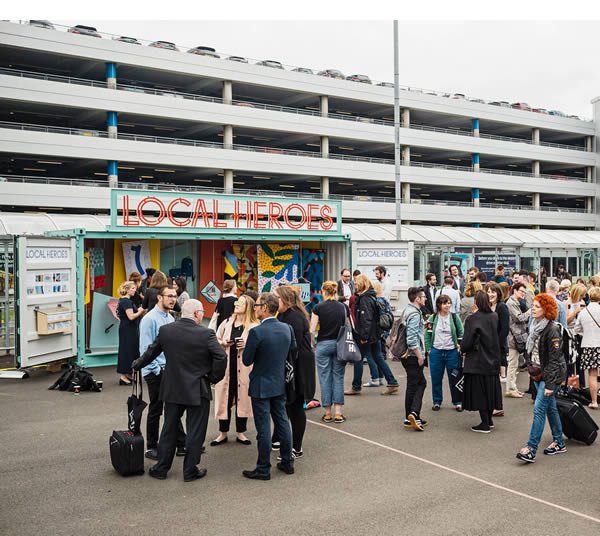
[233,300,245,306]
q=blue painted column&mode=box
[471,186,480,227]
[107,160,118,188]
[472,118,480,137]
[106,62,117,89]
[471,152,480,172]
[107,111,118,139]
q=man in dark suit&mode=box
[242,292,296,480]
[337,268,354,304]
[421,272,437,315]
[132,299,226,482]
[449,264,465,297]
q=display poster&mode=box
[201,281,221,304]
[122,240,152,280]
[292,283,311,303]
[25,270,70,296]
[474,252,517,278]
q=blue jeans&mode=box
[353,341,398,390]
[429,347,461,406]
[252,395,292,475]
[316,340,346,407]
[527,381,564,454]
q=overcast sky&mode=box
[52,20,599,118]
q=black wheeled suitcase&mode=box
[109,430,145,476]
[109,372,147,476]
[556,396,598,445]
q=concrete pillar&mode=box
[223,125,233,150]
[401,145,410,165]
[105,62,116,90]
[320,95,328,117]
[532,160,540,177]
[107,111,118,139]
[586,197,593,213]
[320,177,330,199]
[586,136,593,152]
[401,182,410,202]
[321,136,329,158]
[223,169,234,194]
[472,118,480,137]
[401,108,410,128]
[107,160,118,188]
[472,153,480,172]
[222,80,233,105]
[472,187,480,208]
[532,127,540,145]
[532,192,540,210]
[586,166,593,181]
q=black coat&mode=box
[355,289,380,344]
[460,311,501,376]
[529,321,567,391]
[278,308,316,401]
[133,318,227,406]
[495,301,510,357]
[421,285,437,316]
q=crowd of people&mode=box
[112,261,600,480]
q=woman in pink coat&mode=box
[211,295,259,446]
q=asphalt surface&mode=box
[1,361,599,536]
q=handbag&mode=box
[127,372,147,435]
[208,312,219,332]
[285,324,298,405]
[525,359,543,382]
[336,316,362,363]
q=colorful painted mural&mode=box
[233,244,258,292]
[222,248,238,281]
[302,249,325,312]
[257,244,300,292]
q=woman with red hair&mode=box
[516,293,567,463]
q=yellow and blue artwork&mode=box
[302,249,325,312]
[222,249,238,281]
[257,244,300,292]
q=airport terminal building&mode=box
[1,20,599,365]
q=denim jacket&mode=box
[403,303,424,355]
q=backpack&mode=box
[387,311,420,359]
[376,297,394,332]
[180,256,194,280]
[48,364,101,392]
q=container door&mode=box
[16,237,78,367]
[0,237,15,358]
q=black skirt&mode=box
[462,373,503,412]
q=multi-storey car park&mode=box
[1,20,600,366]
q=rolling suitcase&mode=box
[109,372,147,476]
[556,396,598,445]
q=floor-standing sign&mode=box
[17,237,78,367]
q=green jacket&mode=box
[424,313,464,351]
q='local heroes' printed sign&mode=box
[110,190,341,235]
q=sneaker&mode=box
[381,385,399,396]
[363,379,381,387]
[145,448,159,461]
[271,441,281,451]
[344,388,361,396]
[455,405,464,412]
[403,418,428,428]
[278,448,304,461]
[471,423,491,434]
[516,448,536,463]
[543,442,567,456]
[432,404,441,411]
[408,412,424,431]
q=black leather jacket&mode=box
[531,321,567,391]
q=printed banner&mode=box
[122,240,152,281]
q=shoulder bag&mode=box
[336,310,362,363]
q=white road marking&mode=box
[307,419,600,525]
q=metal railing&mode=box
[0,120,589,182]
[0,174,588,213]
[0,67,590,151]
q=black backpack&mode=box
[48,364,101,392]
[376,298,394,332]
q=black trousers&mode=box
[401,356,427,419]
[155,400,210,479]
[272,396,306,451]
[145,372,186,449]
[219,381,247,433]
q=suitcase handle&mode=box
[132,370,144,400]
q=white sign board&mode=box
[18,237,78,367]
[122,240,152,280]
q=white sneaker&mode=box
[363,379,381,387]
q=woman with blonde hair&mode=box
[274,285,316,457]
[574,286,600,408]
[212,294,258,445]
[128,271,143,308]
[347,274,399,396]
[311,281,349,423]
[460,280,482,324]
[116,281,145,385]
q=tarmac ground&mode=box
[1,361,599,536]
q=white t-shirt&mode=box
[381,277,393,300]
[342,281,352,301]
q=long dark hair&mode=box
[474,290,492,313]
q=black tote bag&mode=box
[127,372,147,435]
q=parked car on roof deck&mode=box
[548,110,565,117]
[450,93,465,99]
[29,20,54,30]
[532,108,548,114]
[376,82,394,88]
[114,36,141,45]
[227,55,248,63]
[468,98,486,104]
[511,102,531,111]
[68,25,101,38]
[149,41,179,51]
[568,114,580,120]
[188,46,220,58]
[256,60,284,69]
[317,69,345,80]
[346,74,372,84]
[292,67,314,74]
